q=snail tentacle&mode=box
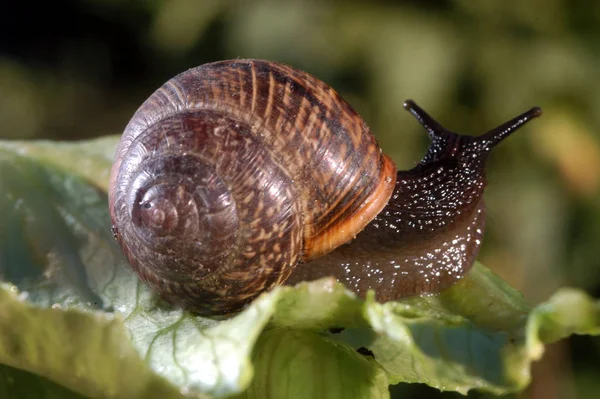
[287,102,541,301]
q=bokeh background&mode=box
[1,1,599,398]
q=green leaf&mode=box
[527,288,600,350]
[0,283,181,399]
[233,328,390,399]
[0,363,86,399]
[0,138,598,399]
[0,137,119,192]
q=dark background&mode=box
[1,1,599,398]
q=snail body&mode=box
[109,59,541,315]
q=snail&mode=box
[108,59,541,316]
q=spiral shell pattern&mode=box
[109,59,396,315]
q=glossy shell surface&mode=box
[108,59,396,314]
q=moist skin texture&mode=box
[287,101,542,301]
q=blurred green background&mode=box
[1,1,599,398]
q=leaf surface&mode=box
[0,138,598,398]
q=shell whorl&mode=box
[108,59,396,314]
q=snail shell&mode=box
[109,59,396,315]
[109,59,541,316]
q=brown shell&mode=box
[108,59,396,315]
